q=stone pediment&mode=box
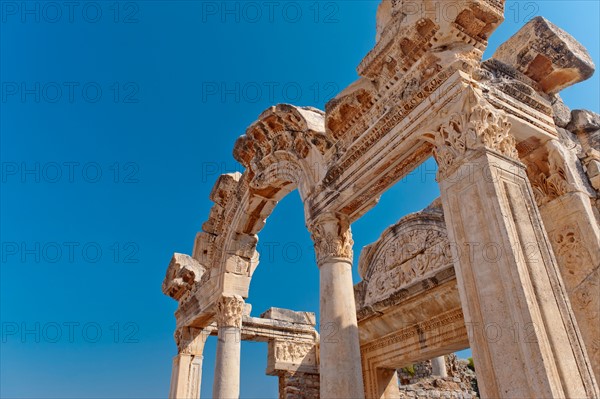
[355,201,452,310]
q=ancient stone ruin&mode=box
[163,1,600,398]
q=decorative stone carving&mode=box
[163,253,206,302]
[216,295,245,329]
[567,109,600,192]
[424,93,518,179]
[493,17,595,94]
[357,205,452,307]
[308,212,353,265]
[525,140,579,206]
[233,104,332,193]
[163,4,600,398]
[275,341,315,363]
[174,326,208,355]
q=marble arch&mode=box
[164,1,600,398]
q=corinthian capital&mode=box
[216,295,245,329]
[425,93,519,180]
[307,212,353,266]
[174,326,209,355]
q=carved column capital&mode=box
[524,139,579,206]
[427,97,519,180]
[307,212,353,266]
[216,294,245,329]
[174,326,209,355]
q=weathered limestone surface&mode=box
[435,94,596,396]
[356,204,469,399]
[522,135,600,383]
[212,295,244,399]
[494,16,595,93]
[309,212,365,399]
[163,1,600,398]
[569,110,600,193]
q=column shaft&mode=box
[212,295,244,399]
[213,327,241,398]
[320,259,365,398]
[309,212,365,399]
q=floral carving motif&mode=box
[550,224,592,283]
[365,228,452,306]
[308,212,353,265]
[526,141,576,206]
[275,341,315,363]
[174,327,207,355]
[216,295,245,329]
[427,102,518,179]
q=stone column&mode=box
[308,212,365,399]
[524,139,600,382]
[212,294,245,399]
[431,97,598,398]
[431,356,447,378]
[169,327,209,399]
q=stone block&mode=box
[260,307,316,326]
[567,109,600,133]
[493,17,595,93]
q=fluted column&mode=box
[212,294,244,399]
[430,91,598,398]
[169,327,210,399]
[308,212,365,399]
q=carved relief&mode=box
[174,326,207,355]
[308,212,353,265]
[233,104,332,192]
[526,141,577,206]
[358,206,452,307]
[424,97,518,179]
[275,341,316,364]
[162,253,206,302]
[548,223,595,291]
[216,295,245,329]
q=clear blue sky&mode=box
[1,1,598,398]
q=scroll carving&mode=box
[216,295,245,329]
[526,141,577,206]
[308,212,353,265]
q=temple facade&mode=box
[163,1,600,398]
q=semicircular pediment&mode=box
[357,202,453,308]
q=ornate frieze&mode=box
[216,295,245,329]
[308,212,353,265]
[275,341,316,363]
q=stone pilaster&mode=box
[433,98,599,398]
[212,294,244,399]
[169,327,209,399]
[524,139,600,383]
[308,212,364,399]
